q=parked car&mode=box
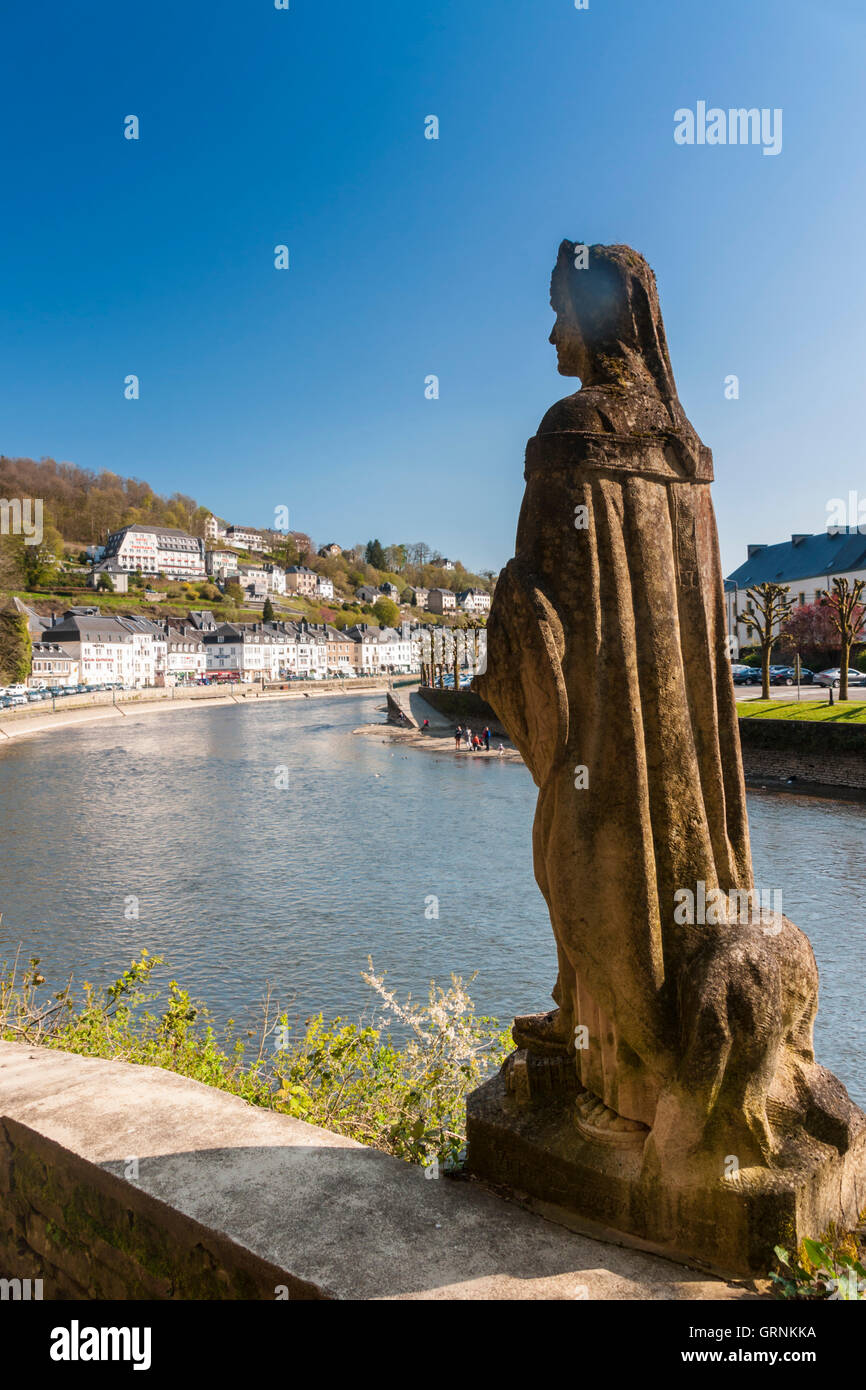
[770,667,815,686]
[815,668,866,689]
[731,665,761,685]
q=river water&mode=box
[0,693,863,1106]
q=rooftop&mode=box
[726,528,866,588]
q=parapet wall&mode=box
[0,1042,747,1301]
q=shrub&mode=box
[0,951,510,1172]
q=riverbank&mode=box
[0,681,397,745]
[353,722,524,762]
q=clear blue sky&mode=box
[2,0,865,575]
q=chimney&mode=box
[791,534,809,547]
[746,544,767,560]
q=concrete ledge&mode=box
[0,1043,756,1300]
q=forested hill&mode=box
[0,456,209,543]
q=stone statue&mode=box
[468,242,866,1275]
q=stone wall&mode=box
[0,1042,749,1301]
[417,686,506,733]
[739,717,866,790]
[0,1117,302,1300]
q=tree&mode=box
[262,596,275,622]
[779,601,840,671]
[97,572,115,592]
[365,539,386,570]
[0,601,31,683]
[821,577,866,700]
[21,524,64,591]
[736,582,796,699]
[372,597,399,628]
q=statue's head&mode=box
[549,242,678,401]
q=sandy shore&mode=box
[0,685,393,746]
[353,721,524,763]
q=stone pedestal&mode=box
[466,1052,866,1279]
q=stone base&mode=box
[466,1058,866,1279]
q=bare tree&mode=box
[821,576,866,700]
[736,582,796,700]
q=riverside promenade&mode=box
[0,678,415,744]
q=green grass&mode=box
[738,699,866,723]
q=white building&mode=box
[725,528,866,652]
[456,589,491,614]
[225,526,264,553]
[205,549,239,580]
[162,624,207,684]
[102,524,206,580]
[204,515,226,541]
[316,575,335,600]
[44,612,137,686]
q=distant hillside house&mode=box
[204,514,226,541]
[225,525,264,553]
[285,565,318,597]
[725,527,866,649]
[407,587,429,610]
[205,548,239,580]
[426,588,457,615]
[89,559,129,593]
[355,584,380,605]
[456,588,491,614]
[379,582,401,603]
[316,575,335,600]
[318,542,342,558]
[102,523,206,580]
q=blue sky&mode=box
[2,0,865,575]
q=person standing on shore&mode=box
[455,725,463,750]
[465,726,474,751]
[483,726,491,751]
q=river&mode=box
[0,692,863,1106]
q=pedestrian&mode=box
[483,726,490,751]
[465,726,474,751]
[455,725,463,750]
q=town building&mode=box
[225,526,264,553]
[407,587,429,610]
[161,623,207,684]
[89,559,130,594]
[44,612,138,686]
[426,588,457,615]
[205,549,239,580]
[28,643,80,689]
[355,585,380,605]
[318,543,342,558]
[285,565,319,597]
[204,515,226,541]
[379,582,401,604]
[316,575,335,600]
[101,524,206,580]
[456,588,491,614]
[725,528,866,650]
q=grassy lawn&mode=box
[738,699,866,723]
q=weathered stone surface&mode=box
[0,1042,755,1300]
[470,241,866,1276]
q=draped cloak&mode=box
[478,375,754,1127]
